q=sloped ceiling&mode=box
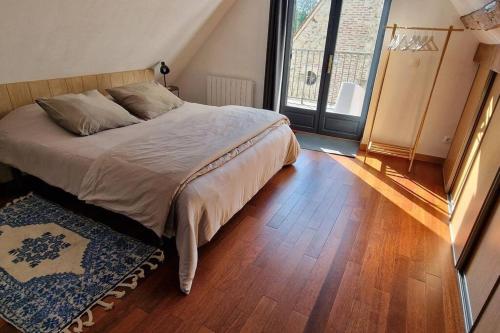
[448,0,500,43]
[0,0,236,84]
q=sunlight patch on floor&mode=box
[329,154,451,242]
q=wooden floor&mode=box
[0,150,464,333]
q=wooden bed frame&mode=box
[0,69,154,118]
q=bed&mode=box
[0,69,299,293]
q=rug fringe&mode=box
[96,300,114,310]
[134,267,145,278]
[82,310,94,327]
[62,249,164,332]
[2,192,34,208]
[143,261,158,270]
[150,250,165,262]
[117,278,138,290]
[106,290,126,298]
[73,318,83,332]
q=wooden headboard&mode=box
[0,68,154,118]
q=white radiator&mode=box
[207,75,254,107]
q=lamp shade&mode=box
[160,61,170,75]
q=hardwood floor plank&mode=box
[109,308,148,333]
[442,260,466,333]
[143,314,184,333]
[348,187,379,264]
[293,201,353,316]
[196,325,214,333]
[374,203,402,294]
[425,273,446,333]
[221,309,249,332]
[284,311,308,333]
[262,255,316,332]
[173,320,212,333]
[324,260,362,332]
[293,226,344,316]
[386,256,410,332]
[304,183,351,258]
[264,229,316,301]
[240,296,277,333]
[366,288,391,333]
[304,207,365,332]
[346,300,372,333]
[407,278,427,333]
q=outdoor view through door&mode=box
[281,0,388,140]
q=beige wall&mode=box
[176,0,270,108]
[362,0,479,158]
[0,0,236,84]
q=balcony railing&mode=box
[287,49,372,108]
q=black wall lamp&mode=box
[159,61,170,87]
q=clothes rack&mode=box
[363,24,464,172]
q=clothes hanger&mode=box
[401,34,414,51]
[416,35,426,51]
[415,35,428,51]
[388,33,400,50]
[425,32,439,51]
[397,34,408,51]
[409,35,422,51]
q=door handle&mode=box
[327,54,334,74]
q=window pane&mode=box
[286,0,331,110]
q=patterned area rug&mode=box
[0,193,164,333]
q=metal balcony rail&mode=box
[287,49,372,108]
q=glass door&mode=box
[279,0,333,132]
[280,0,389,140]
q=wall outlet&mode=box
[442,136,452,144]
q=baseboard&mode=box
[359,143,445,165]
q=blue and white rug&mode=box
[0,193,164,333]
